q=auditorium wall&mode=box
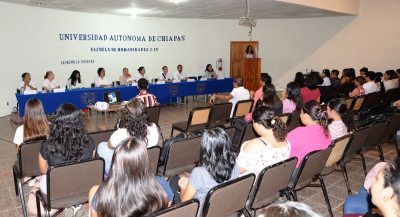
[1,0,399,117]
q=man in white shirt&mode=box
[363,71,379,94]
[210,77,250,117]
[20,72,37,92]
[173,64,188,81]
[158,66,173,81]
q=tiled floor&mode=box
[0,100,397,217]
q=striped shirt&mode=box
[136,91,157,107]
[329,120,348,140]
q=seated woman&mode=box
[236,106,290,176]
[97,98,159,175]
[301,72,322,103]
[282,82,303,114]
[68,70,85,89]
[89,138,169,217]
[20,72,37,92]
[13,98,48,148]
[349,76,366,98]
[118,67,133,85]
[383,70,398,91]
[262,83,283,115]
[288,100,332,168]
[42,71,60,92]
[327,98,354,140]
[177,128,239,211]
[94,67,112,87]
[245,73,271,122]
[204,64,217,79]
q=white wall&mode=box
[1,0,400,117]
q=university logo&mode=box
[81,92,97,105]
[197,83,206,94]
[168,85,179,96]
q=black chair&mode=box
[89,129,115,148]
[381,115,400,157]
[319,86,333,104]
[208,102,233,128]
[364,120,389,162]
[145,106,161,125]
[171,106,212,137]
[383,88,400,108]
[149,199,199,217]
[343,126,372,176]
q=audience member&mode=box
[205,64,217,79]
[294,72,305,88]
[210,77,250,117]
[383,70,397,91]
[258,201,322,217]
[363,71,378,94]
[137,66,149,81]
[97,98,159,175]
[245,45,255,58]
[341,69,352,85]
[159,66,173,81]
[330,70,340,87]
[118,67,132,85]
[42,71,60,91]
[288,100,331,168]
[282,82,303,114]
[176,128,239,211]
[262,83,283,115]
[320,69,331,86]
[20,72,37,92]
[349,68,356,81]
[13,98,48,147]
[94,67,112,87]
[68,70,84,89]
[245,73,271,121]
[89,138,169,217]
[360,67,369,77]
[136,78,157,107]
[236,106,290,176]
[349,76,366,97]
[173,64,188,81]
[375,72,385,92]
[301,72,321,103]
[327,98,353,140]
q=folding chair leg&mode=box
[241,208,252,217]
[12,167,18,196]
[36,192,41,217]
[289,188,298,201]
[319,176,333,217]
[359,152,368,176]
[170,128,174,137]
[18,178,28,217]
[377,144,385,162]
[339,161,352,195]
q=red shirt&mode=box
[301,87,321,103]
[136,91,157,107]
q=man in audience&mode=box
[158,66,173,81]
[136,78,157,107]
[330,69,340,87]
[210,77,250,117]
[360,67,368,77]
[173,64,188,81]
[363,71,379,94]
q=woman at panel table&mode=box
[20,72,37,92]
[94,67,113,87]
[67,70,85,89]
[205,64,217,79]
[119,67,133,85]
[136,66,149,81]
[42,71,60,92]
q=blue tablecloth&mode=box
[16,78,233,116]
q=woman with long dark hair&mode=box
[262,83,283,115]
[89,138,168,217]
[301,72,322,103]
[13,98,48,147]
[294,72,305,88]
[205,64,217,78]
[288,100,332,168]
[237,106,290,176]
[97,98,159,175]
[178,128,239,210]
[68,70,84,88]
[327,98,353,140]
[282,82,303,113]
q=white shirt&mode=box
[229,86,250,117]
[383,80,396,91]
[94,76,112,87]
[136,74,149,81]
[363,81,379,95]
[173,71,187,81]
[19,81,36,91]
[68,80,85,89]
[329,120,348,140]
[42,79,59,90]
[158,71,173,81]
[109,123,159,148]
[13,125,24,145]
[321,77,331,86]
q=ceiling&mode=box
[0,0,357,19]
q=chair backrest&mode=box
[352,96,365,111]
[344,97,355,110]
[239,123,259,149]
[344,126,372,160]
[364,120,388,149]
[188,76,198,80]
[325,134,352,167]
[248,157,297,210]
[163,136,202,176]
[151,199,199,217]
[209,103,233,127]
[232,100,253,118]
[202,174,255,217]
[46,158,104,209]
[383,88,400,107]
[224,127,237,148]
[292,147,333,190]
[382,114,400,142]
[360,92,384,110]
[18,139,44,178]
[276,113,291,125]
[89,130,115,147]
[188,107,212,130]
[147,146,161,176]
[145,106,161,125]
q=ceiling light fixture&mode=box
[163,0,191,4]
[116,7,155,18]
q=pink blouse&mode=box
[245,87,263,122]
